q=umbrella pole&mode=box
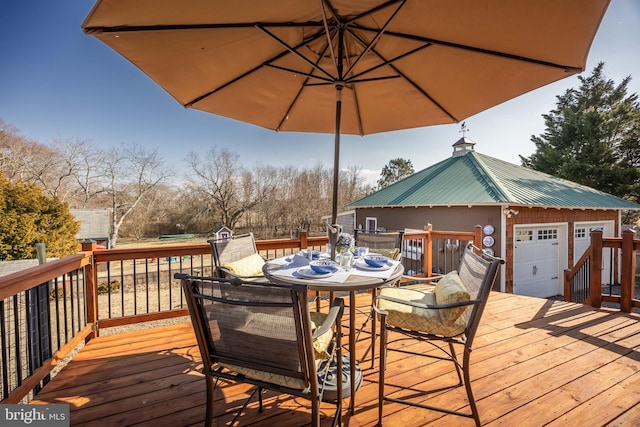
[329,84,343,260]
[329,26,346,261]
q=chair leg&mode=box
[378,316,387,427]
[370,290,377,368]
[377,331,481,426]
[204,376,215,427]
[448,342,463,385]
[353,290,378,368]
[311,397,320,427]
[463,348,481,427]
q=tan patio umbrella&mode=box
[82,0,609,256]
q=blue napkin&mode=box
[364,257,387,268]
[310,264,337,274]
[289,254,310,267]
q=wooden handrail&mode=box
[0,252,91,301]
[402,224,482,278]
[564,240,592,302]
[564,228,639,312]
[92,244,212,263]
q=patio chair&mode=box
[353,231,402,365]
[355,231,402,261]
[208,233,266,281]
[177,274,344,427]
[374,243,503,426]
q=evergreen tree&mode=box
[0,173,80,260]
[377,158,415,189]
[522,62,640,211]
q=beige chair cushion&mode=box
[378,286,466,337]
[221,311,334,390]
[434,270,470,325]
[222,253,265,277]
[222,362,307,389]
[310,311,334,359]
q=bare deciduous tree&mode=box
[26,138,102,203]
[185,146,276,230]
[0,125,108,208]
[103,144,173,247]
[0,119,47,182]
[64,140,110,208]
[1,119,372,242]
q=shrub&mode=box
[98,280,121,294]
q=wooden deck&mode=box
[31,291,640,426]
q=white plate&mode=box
[354,259,391,271]
[296,266,335,279]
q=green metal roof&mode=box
[350,150,639,210]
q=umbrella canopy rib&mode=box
[83,21,329,34]
[257,24,336,82]
[363,27,585,73]
[343,29,456,121]
[340,0,407,25]
[341,0,406,78]
[187,26,331,107]
[84,21,583,75]
[275,42,332,131]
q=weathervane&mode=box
[459,122,469,137]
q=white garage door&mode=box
[513,227,560,298]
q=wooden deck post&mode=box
[82,240,99,340]
[424,224,433,277]
[620,229,636,313]
[589,229,603,309]
[473,224,482,250]
[299,230,308,249]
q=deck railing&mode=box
[0,253,91,403]
[0,226,480,403]
[88,234,333,331]
[564,229,640,312]
[400,225,483,276]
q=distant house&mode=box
[349,138,640,298]
[70,209,111,249]
[211,225,232,241]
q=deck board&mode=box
[31,292,640,426]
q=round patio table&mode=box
[263,256,404,413]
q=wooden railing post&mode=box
[563,268,571,301]
[589,229,603,308]
[299,230,308,249]
[473,224,483,250]
[424,224,433,277]
[82,240,99,340]
[620,229,636,313]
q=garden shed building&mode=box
[349,138,639,298]
[211,225,232,241]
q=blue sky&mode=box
[1,1,639,186]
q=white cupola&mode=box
[452,136,476,157]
